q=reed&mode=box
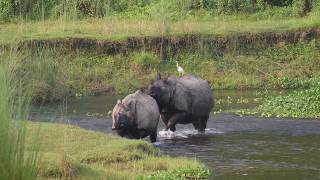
[0,51,40,180]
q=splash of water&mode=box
[158,128,223,139]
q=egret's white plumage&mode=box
[176,61,184,76]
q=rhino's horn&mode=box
[117,99,122,104]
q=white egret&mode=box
[176,61,184,76]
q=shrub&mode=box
[132,52,161,70]
[0,0,12,21]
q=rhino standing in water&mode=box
[148,74,214,133]
[112,90,160,142]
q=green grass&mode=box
[2,39,320,102]
[26,122,210,179]
[0,61,39,179]
[0,12,320,45]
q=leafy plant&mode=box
[143,166,211,180]
[258,83,320,118]
[132,52,161,70]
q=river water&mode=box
[31,90,320,179]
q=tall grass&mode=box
[2,39,319,103]
[0,51,39,179]
[1,0,319,21]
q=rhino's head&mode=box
[112,100,135,130]
[148,73,173,109]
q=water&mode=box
[31,89,284,118]
[30,90,320,179]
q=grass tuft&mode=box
[25,122,210,179]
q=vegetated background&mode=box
[2,1,320,180]
[0,0,320,118]
[0,0,318,21]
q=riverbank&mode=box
[1,2,320,115]
[26,121,210,179]
[1,14,320,46]
[1,37,319,102]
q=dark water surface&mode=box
[31,90,320,179]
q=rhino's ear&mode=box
[156,73,161,80]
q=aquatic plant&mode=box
[258,84,320,118]
[144,166,211,180]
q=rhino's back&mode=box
[124,90,160,131]
[176,75,213,115]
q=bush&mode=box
[132,52,161,70]
[0,0,12,21]
[2,0,319,21]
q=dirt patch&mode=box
[14,28,320,57]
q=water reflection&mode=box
[31,89,287,119]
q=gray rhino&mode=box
[148,74,214,133]
[112,90,160,142]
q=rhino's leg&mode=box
[150,131,157,143]
[170,126,176,132]
[165,112,187,131]
[192,121,199,130]
[198,115,209,133]
[161,113,176,131]
[160,114,169,126]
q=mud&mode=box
[14,28,320,57]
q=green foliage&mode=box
[0,0,12,21]
[2,38,320,102]
[258,83,320,118]
[0,58,39,179]
[269,77,319,89]
[143,166,211,180]
[203,0,267,14]
[132,52,161,70]
[9,48,70,103]
[1,0,319,21]
[25,122,208,179]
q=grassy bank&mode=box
[1,0,320,45]
[1,39,319,102]
[1,0,320,118]
[26,122,210,179]
[1,14,320,45]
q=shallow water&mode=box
[31,90,320,179]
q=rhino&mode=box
[148,74,214,133]
[112,90,160,142]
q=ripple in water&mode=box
[158,128,223,139]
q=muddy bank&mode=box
[15,28,320,56]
